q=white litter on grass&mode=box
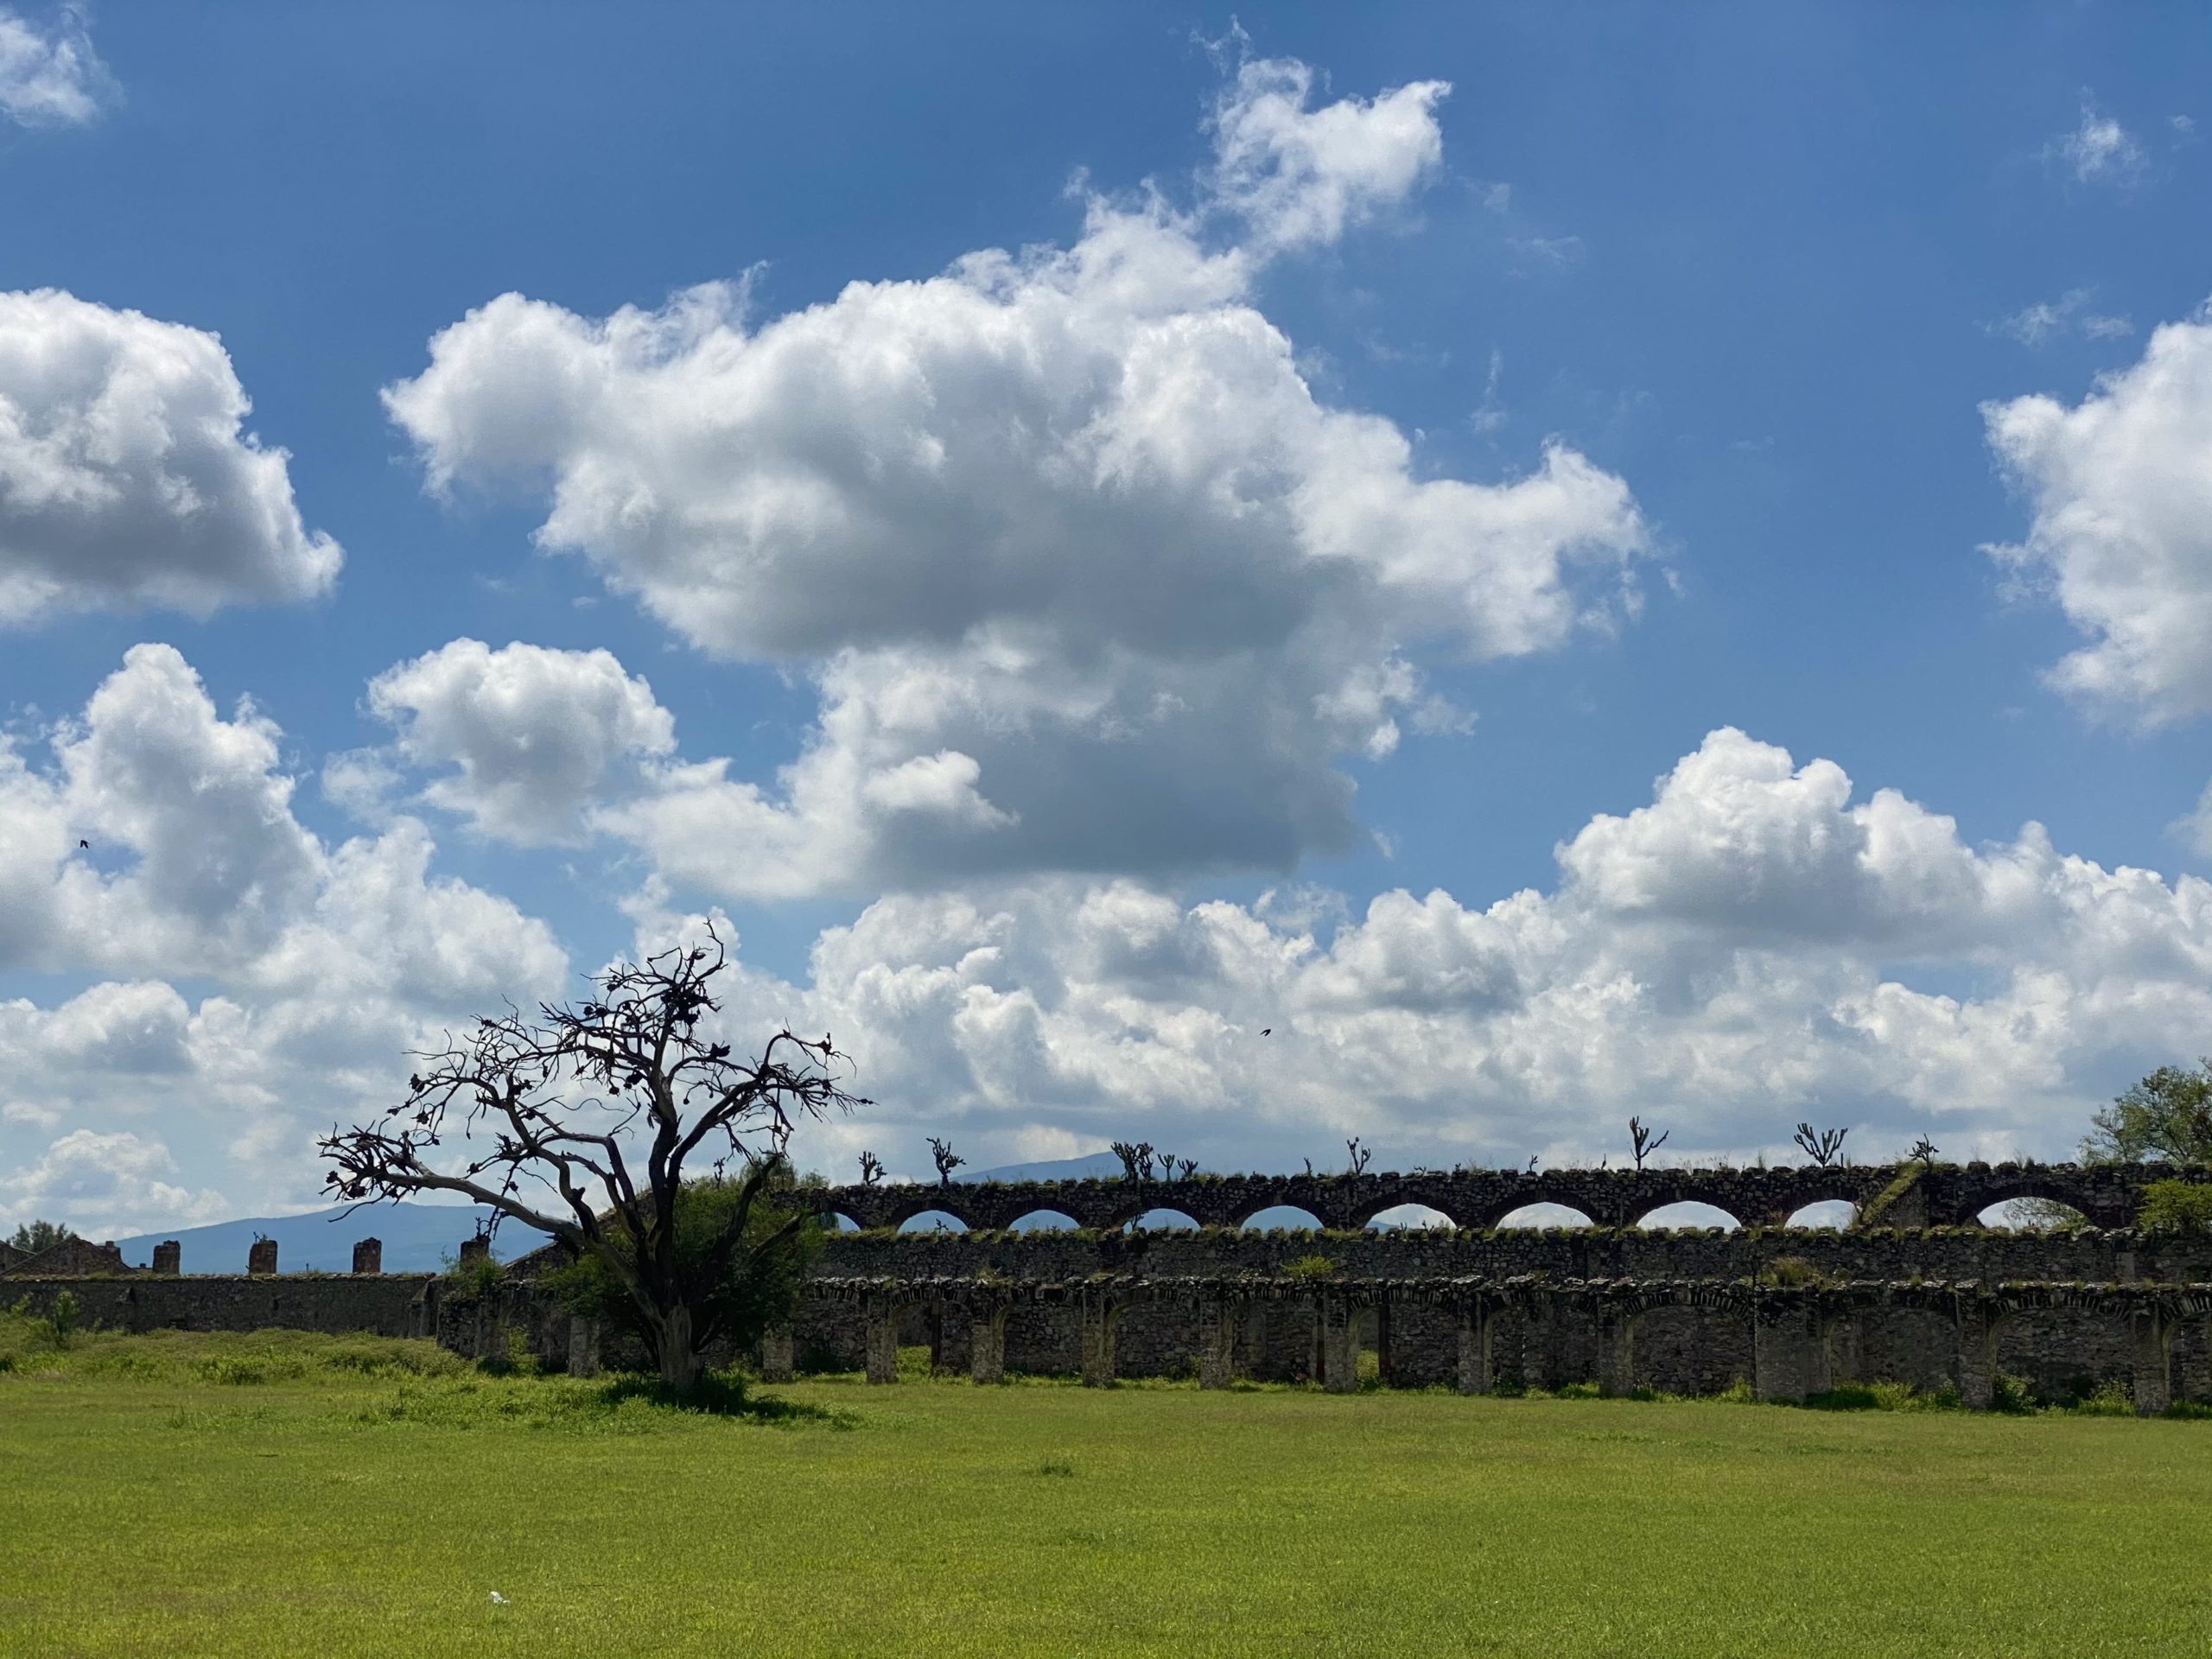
[489,1592,508,1605]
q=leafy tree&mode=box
[548,1170,826,1368]
[320,927,864,1395]
[7,1220,71,1256]
[2082,1063,2212,1166]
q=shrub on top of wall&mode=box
[2137,1179,2212,1236]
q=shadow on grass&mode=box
[597,1370,856,1426]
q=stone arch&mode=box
[1237,1204,1326,1231]
[1125,1208,1200,1232]
[895,1209,969,1234]
[1629,1303,1751,1395]
[1365,1203,1455,1231]
[1631,1201,1742,1231]
[1782,1200,1856,1230]
[878,1189,978,1230]
[827,1212,863,1233]
[1853,1304,1970,1395]
[1975,1198,2088,1230]
[1468,1185,1602,1229]
[1946,1174,2092,1228]
[1492,1201,1597,1230]
[1006,1209,1082,1233]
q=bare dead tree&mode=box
[1907,1135,1940,1172]
[1154,1152,1174,1182]
[927,1137,964,1186]
[857,1150,885,1188]
[1177,1157,1198,1181]
[1794,1122,1850,1168]
[1628,1116,1671,1173]
[318,926,863,1394]
[1345,1137,1373,1176]
[1110,1141,1149,1182]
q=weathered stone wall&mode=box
[3,1274,439,1338]
[810,1222,2212,1286]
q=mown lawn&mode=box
[3,1321,2209,1656]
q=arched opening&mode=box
[1633,1202,1740,1231]
[1240,1205,1325,1232]
[1977,1198,2088,1230]
[1494,1203,1595,1230]
[1006,1209,1082,1233]
[1367,1204,1455,1231]
[896,1210,969,1234]
[828,1212,862,1233]
[1783,1200,1856,1230]
[1124,1208,1199,1232]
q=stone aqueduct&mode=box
[8,1159,2212,1414]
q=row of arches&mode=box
[866,1197,2084,1234]
[870,1198,1909,1234]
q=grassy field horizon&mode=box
[3,1319,2209,1656]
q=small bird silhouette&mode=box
[78,839,89,849]
[1260,1028,1271,1037]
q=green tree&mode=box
[2082,1063,2212,1166]
[547,1167,827,1373]
[7,1220,72,1256]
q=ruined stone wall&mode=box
[810,1223,2212,1286]
[3,1274,438,1338]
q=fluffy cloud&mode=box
[0,1130,227,1241]
[385,59,1647,899]
[362,639,677,844]
[0,289,340,625]
[690,729,2212,1183]
[2045,98,2145,188]
[0,645,569,1235]
[1205,57,1449,251]
[0,3,110,128]
[1984,304,2212,721]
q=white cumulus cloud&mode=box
[693,729,2212,1183]
[0,289,340,626]
[1984,302,2212,722]
[385,60,1648,899]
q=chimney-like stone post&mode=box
[353,1238,383,1275]
[864,1294,899,1385]
[151,1240,181,1275]
[760,1325,795,1383]
[458,1234,491,1268]
[247,1237,277,1275]
[1456,1300,1493,1395]
[1198,1297,1236,1389]
[2133,1310,2174,1417]
[969,1304,1007,1385]
[1319,1293,1359,1394]
[1079,1293,1117,1388]
[567,1315,601,1378]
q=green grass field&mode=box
[3,1318,2210,1656]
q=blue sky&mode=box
[3,3,2212,1235]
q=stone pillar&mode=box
[352,1238,383,1275]
[1596,1309,1637,1396]
[458,1235,491,1268]
[567,1315,601,1378]
[151,1240,181,1275]
[864,1299,899,1385]
[1456,1302,1492,1396]
[760,1325,795,1384]
[1198,1299,1237,1389]
[1080,1294,1117,1388]
[247,1237,277,1275]
[1956,1304,1999,1411]
[2132,1312,2174,1418]
[1320,1294,1359,1395]
[969,1305,1007,1385]
[1753,1302,1833,1403]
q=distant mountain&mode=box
[113,1203,551,1275]
[954,1152,1123,1184]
